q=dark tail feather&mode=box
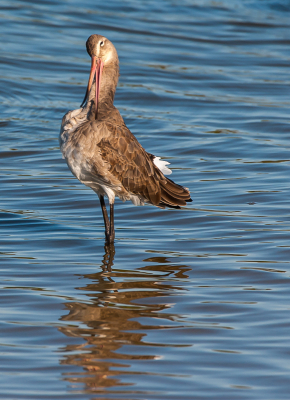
[159,202,181,209]
[161,179,191,200]
[159,177,191,208]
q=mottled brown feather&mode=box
[88,111,191,207]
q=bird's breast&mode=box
[59,108,113,189]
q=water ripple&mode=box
[1,0,290,399]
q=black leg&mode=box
[99,195,110,240]
[109,203,115,243]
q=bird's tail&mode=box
[158,177,192,209]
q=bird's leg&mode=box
[99,195,110,240]
[109,203,115,243]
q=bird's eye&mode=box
[100,41,104,47]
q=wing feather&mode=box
[89,114,191,207]
[96,122,163,205]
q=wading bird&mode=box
[60,34,191,244]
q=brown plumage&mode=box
[60,34,192,244]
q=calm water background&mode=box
[1,0,290,399]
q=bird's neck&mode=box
[86,63,119,119]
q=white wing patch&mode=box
[153,156,172,175]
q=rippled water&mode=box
[1,0,290,399]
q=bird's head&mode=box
[86,34,119,65]
[81,34,119,115]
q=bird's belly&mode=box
[60,129,102,185]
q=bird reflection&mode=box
[100,243,115,272]
[59,245,191,393]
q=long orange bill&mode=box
[95,58,104,118]
[80,55,97,107]
[80,56,104,119]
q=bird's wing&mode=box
[95,121,166,205]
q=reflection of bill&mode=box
[58,247,190,394]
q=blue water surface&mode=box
[1,0,290,399]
